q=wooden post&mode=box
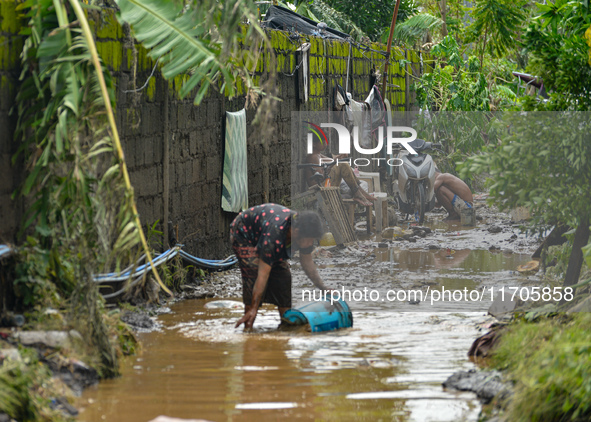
[405,50,410,112]
[381,0,403,100]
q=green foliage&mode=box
[117,0,275,105]
[322,0,419,41]
[0,349,72,422]
[491,314,591,421]
[420,0,468,41]
[415,36,493,111]
[144,220,190,290]
[116,320,139,355]
[12,238,74,308]
[415,111,501,172]
[15,0,140,275]
[281,1,368,41]
[12,0,145,377]
[382,12,443,47]
[522,0,591,110]
[584,238,591,269]
[159,254,190,291]
[464,0,527,62]
[290,0,438,45]
[460,112,591,228]
[306,0,368,41]
[545,242,574,280]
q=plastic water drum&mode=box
[282,299,353,333]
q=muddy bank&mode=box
[173,198,542,306]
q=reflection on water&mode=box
[78,243,532,421]
[78,303,483,422]
[373,248,528,273]
[304,248,533,313]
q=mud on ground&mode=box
[178,197,543,304]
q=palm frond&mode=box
[281,0,367,41]
[117,0,267,104]
[384,13,443,46]
[494,84,517,99]
[309,0,367,41]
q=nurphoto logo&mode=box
[306,123,418,167]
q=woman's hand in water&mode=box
[235,307,258,330]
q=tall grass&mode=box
[491,314,591,421]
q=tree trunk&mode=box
[439,0,448,37]
[561,214,590,303]
[532,223,570,259]
[480,24,488,68]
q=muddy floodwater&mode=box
[78,213,538,421]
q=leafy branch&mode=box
[116,0,275,106]
[69,0,172,296]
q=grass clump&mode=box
[0,349,73,422]
[490,313,591,422]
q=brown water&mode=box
[78,244,533,422]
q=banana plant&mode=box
[382,12,443,47]
[278,0,368,41]
[116,0,274,105]
[13,0,150,376]
[15,0,172,302]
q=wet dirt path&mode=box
[78,208,538,422]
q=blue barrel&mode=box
[282,299,353,333]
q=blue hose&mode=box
[0,243,237,285]
[94,248,180,282]
[93,247,236,282]
[0,245,12,259]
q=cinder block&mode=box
[140,104,151,136]
[189,131,198,156]
[206,156,219,181]
[177,162,187,187]
[153,197,163,221]
[144,167,158,196]
[143,136,154,165]
[183,104,193,129]
[192,159,202,184]
[207,183,219,202]
[171,191,181,215]
[205,100,219,126]
[184,162,193,186]
[153,136,163,164]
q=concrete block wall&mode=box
[0,4,428,258]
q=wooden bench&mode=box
[293,186,357,246]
